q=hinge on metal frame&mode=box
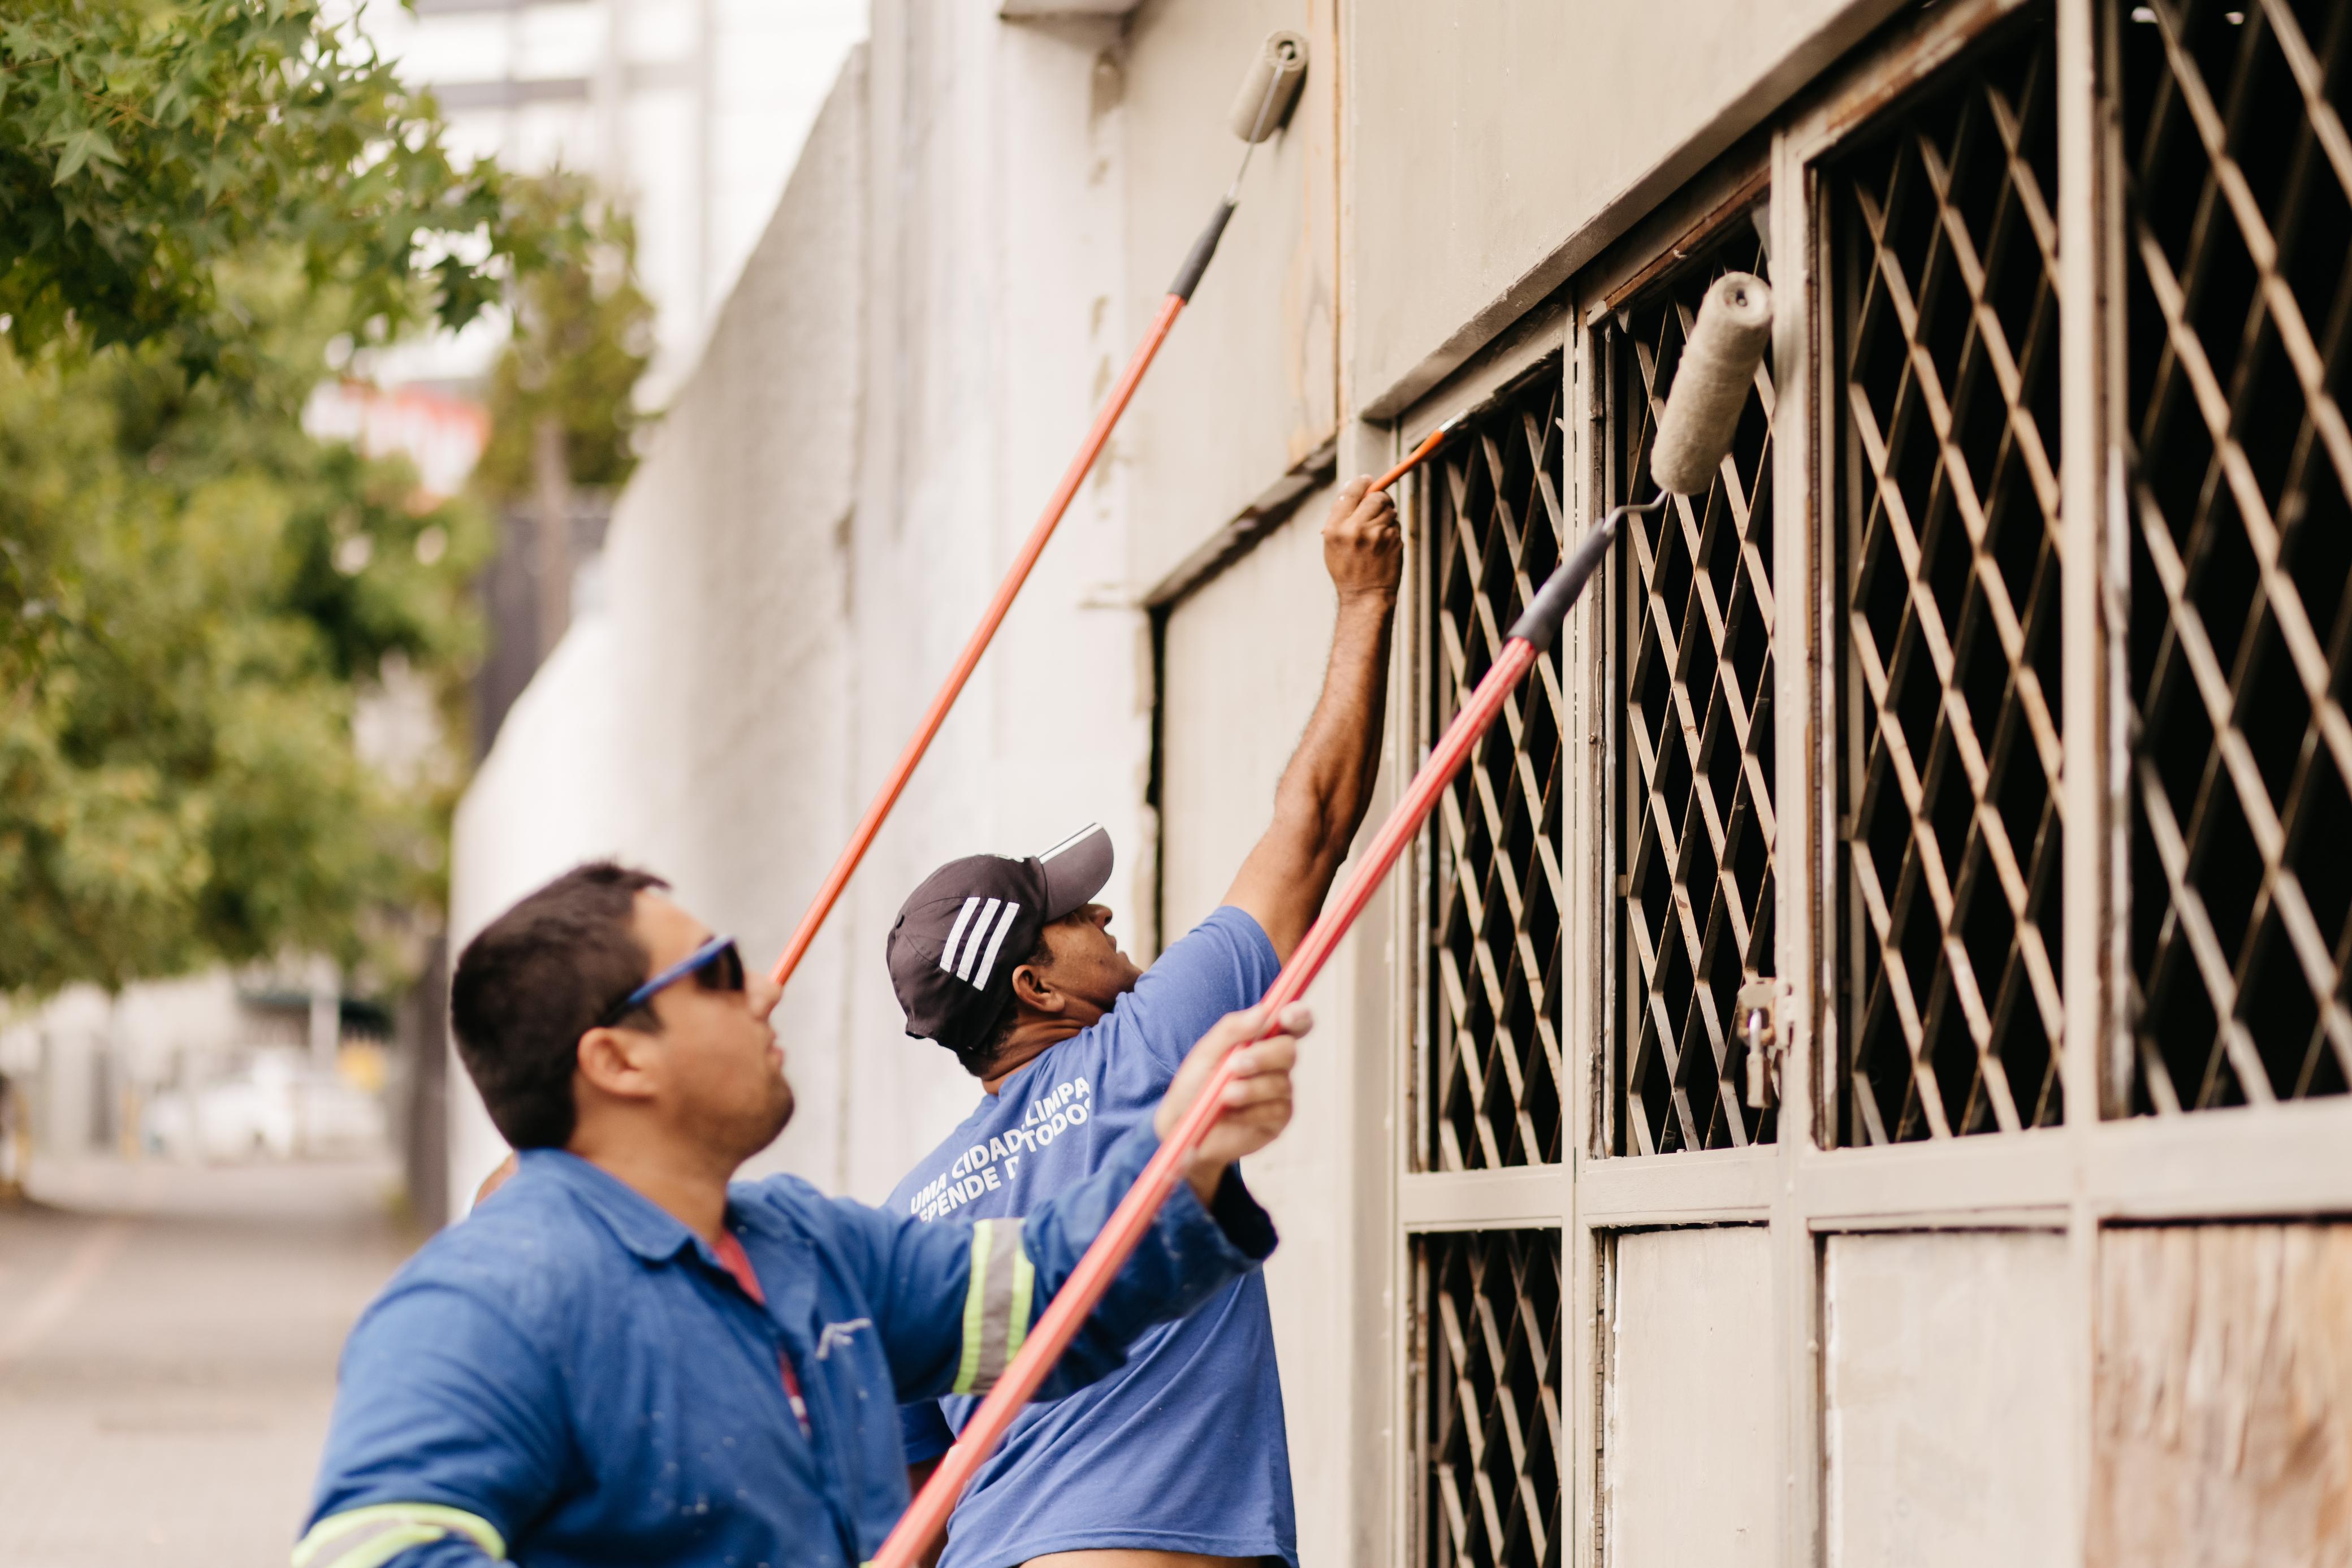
[1735,977,1783,1110]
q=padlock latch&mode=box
[1734,977,1782,1111]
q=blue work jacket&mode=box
[296,1124,1274,1568]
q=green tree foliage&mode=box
[0,7,638,1003]
[0,0,554,370]
[472,171,654,500]
[0,267,488,998]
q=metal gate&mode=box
[1394,2,2352,1563]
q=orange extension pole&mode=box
[769,289,1183,988]
[767,290,1460,992]
[868,494,1645,1568]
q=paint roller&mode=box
[1227,31,1308,140]
[1525,269,1776,621]
[1155,33,1312,305]
[769,32,1344,994]
[1648,271,1772,495]
[868,271,1776,1568]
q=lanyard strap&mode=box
[712,1229,812,1438]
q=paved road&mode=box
[0,1156,413,1568]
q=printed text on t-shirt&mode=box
[906,1077,1093,1222]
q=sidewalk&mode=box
[0,1154,414,1568]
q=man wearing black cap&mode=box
[883,477,1401,1568]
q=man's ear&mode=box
[1009,961,1062,1016]
[576,1025,661,1103]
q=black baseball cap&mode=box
[887,824,1115,1054]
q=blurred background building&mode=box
[357,0,870,408]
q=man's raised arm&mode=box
[1222,475,1403,960]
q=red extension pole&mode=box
[868,502,1630,1568]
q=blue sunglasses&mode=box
[596,934,746,1029]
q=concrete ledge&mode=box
[1140,436,1338,609]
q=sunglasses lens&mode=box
[700,939,746,994]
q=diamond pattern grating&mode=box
[1418,1229,1562,1568]
[1427,370,1568,1169]
[2121,0,2352,1110]
[1608,223,1782,1155]
[1831,15,2068,1143]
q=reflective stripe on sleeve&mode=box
[950,1217,1032,1396]
[292,1504,506,1568]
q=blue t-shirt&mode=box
[885,906,1294,1568]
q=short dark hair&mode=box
[450,861,669,1148]
[955,928,1054,1078]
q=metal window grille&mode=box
[2120,0,2352,1111]
[1830,15,2068,1143]
[1415,1229,1562,1568]
[1426,369,1568,1169]
[1606,221,1782,1155]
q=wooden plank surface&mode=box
[2091,1224,2352,1568]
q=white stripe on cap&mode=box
[956,899,1002,981]
[938,896,982,974]
[1038,823,1100,863]
[970,902,1022,989]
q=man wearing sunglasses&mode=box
[295,863,1307,1568]
[883,477,1401,1568]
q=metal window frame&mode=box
[1391,297,1577,1568]
[1383,3,2352,1566]
[2110,0,2352,1114]
[1375,5,2352,1567]
[1600,200,1785,1159]
[1823,21,2071,1142]
[1413,1225,1568,1568]
[1421,356,1583,1173]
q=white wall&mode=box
[831,4,1148,1203]
[446,614,632,1205]
[446,15,1153,1209]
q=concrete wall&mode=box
[1121,0,1340,589]
[447,614,633,1199]
[1347,0,1906,417]
[448,14,1156,1207]
[834,4,1151,1201]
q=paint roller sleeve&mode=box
[1649,271,1774,496]
[1227,31,1308,143]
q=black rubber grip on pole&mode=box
[1505,513,1619,652]
[1168,198,1237,301]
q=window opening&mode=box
[2120,0,2352,1110]
[1830,12,2067,1143]
[1426,367,1569,1169]
[1415,1229,1562,1568]
[1605,217,1782,1155]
